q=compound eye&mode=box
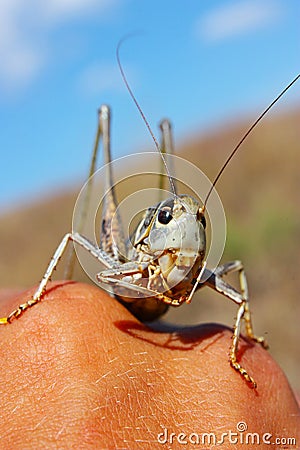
[157,207,173,225]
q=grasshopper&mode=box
[1,49,299,389]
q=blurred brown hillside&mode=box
[0,107,299,392]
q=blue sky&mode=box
[0,0,299,211]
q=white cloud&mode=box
[77,62,138,97]
[77,63,122,96]
[0,1,38,91]
[41,0,115,24]
[196,0,281,42]
[0,43,44,92]
[0,0,118,95]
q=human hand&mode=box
[0,282,299,449]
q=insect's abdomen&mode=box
[116,295,169,322]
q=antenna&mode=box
[203,73,300,208]
[116,36,177,198]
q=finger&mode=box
[0,282,299,449]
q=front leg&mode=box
[98,263,187,322]
[0,233,117,325]
[201,261,268,387]
[212,261,268,348]
[97,263,185,306]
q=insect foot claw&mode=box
[248,333,269,350]
[0,317,8,325]
[256,336,269,350]
[1,298,40,325]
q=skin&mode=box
[0,282,299,449]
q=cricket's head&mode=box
[133,194,206,265]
